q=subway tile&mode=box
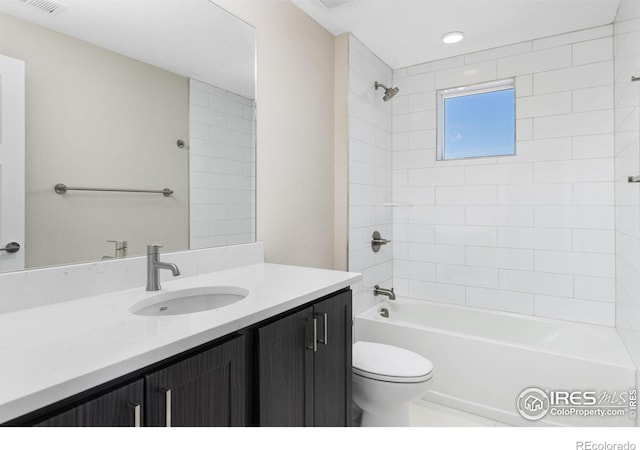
[534,295,615,326]
[615,30,640,59]
[573,182,614,205]
[408,243,466,265]
[408,130,437,150]
[533,158,614,183]
[498,45,571,78]
[393,132,409,151]
[435,225,497,246]
[393,186,435,204]
[535,250,615,277]
[515,74,533,97]
[466,246,534,271]
[511,138,572,162]
[573,86,613,113]
[408,91,436,112]
[533,61,613,94]
[349,206,376,228]
[350,116,377,144]
[394,260,437,282]
[408,166,465,187]
[516,92,572,118]
[393,150,434,169]
[533,205,615,229]
[465,41,533,65]
[393,110,435,133]
[465,163,534,185]
[407,224,437,243]
[405,56,465,75]
[395,71,435,95]
[408,206,466,224]
[465,205,534,227]
[573,229,615,253]
[500,269,573,297]
[573,37,613,65]
[408,279,466,305]
[533,110,614,139]
[466,287,534,315]
[498,227,572,250]
[437,264,499,289]
[572,134,614,159]
[434,61,497,90]
[516,119,533,140]
[436,186,498,205]
[574,275,615,302]
[533,25,612,51]
[498,184,573,205]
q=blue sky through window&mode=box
[443,88,514,160]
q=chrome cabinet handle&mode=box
[318,313,328,346]
[128,403,141,427]
[164,388,172,427]
[306,318,318,352]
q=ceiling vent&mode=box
[317,0,355,10]
[17,0,67,16]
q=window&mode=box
[437,79,515,161]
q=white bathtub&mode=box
[355,299,638,427]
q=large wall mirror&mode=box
[0,0,256,272]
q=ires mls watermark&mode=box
[516,387,637,421]
[575,443,636,450]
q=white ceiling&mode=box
[291,0,621,69]
[0,0,256,99]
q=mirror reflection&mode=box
[0,0,256,272]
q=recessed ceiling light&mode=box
[442,31,464,44]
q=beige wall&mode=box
[215,0,338,269]
[334,34,349,271]
[0,13,189,268]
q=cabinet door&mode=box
[313,290,352,427]
[145,335,245,427]
[257,307,315,426]
[35,379,144,427]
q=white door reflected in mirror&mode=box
[0,54,25,273]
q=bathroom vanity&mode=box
[0,250,361,427]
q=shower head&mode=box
[375,81,399,101]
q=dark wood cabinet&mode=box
[145,334,246,427]
[9,288,351,428]
[35,379,143,427]
[257,290,352,427]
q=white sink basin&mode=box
[130,286,249,316]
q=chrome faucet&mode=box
[374,285,396,300]
[146,244,180,291]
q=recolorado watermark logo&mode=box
[516,387,637,421]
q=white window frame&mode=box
[436,78,515,161]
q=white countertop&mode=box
[0,263,362,423]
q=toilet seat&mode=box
[353,341,433,383]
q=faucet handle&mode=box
[147,244,163,254]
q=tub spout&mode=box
[374,285,396,300]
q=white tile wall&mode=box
[347,35,394,314]
[614,1,640,366]
[189,80,256,249]
[392,26,616,326]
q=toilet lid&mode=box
[352,341,433,383]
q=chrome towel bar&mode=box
[54,183,173,197]
[629,175,640,183]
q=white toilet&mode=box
[352,341,433,427]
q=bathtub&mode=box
[355,298,638,427]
